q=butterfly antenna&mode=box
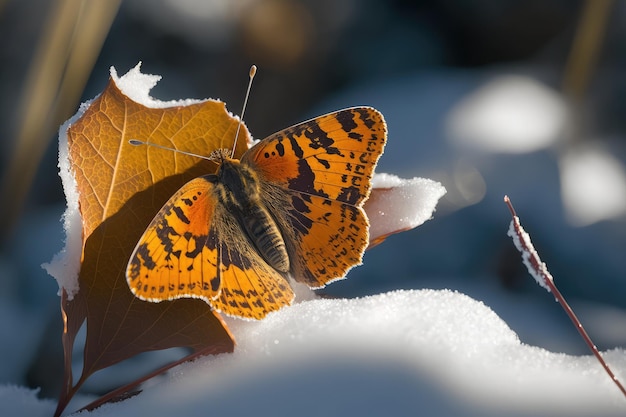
[129,139,213,161]
[231,65,257,157]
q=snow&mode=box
[110,62,209,108]
[0,386,55,417]
[40,101,91,299]
[6,290,623,417]
[368,174,446,244]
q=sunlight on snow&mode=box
[445,75,567,153]
[560,144,626,226]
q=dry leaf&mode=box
[55,70,246,415]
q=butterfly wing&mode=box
[208,206,294,319]
[242,107,387,287]
[127,177,221,301]
[126,176,294,319]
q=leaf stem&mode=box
[78,343,233,413]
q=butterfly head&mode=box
[208,148,235,163]
[214,155,261,205]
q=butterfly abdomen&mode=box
[216,159,290,274]
[242,204,290,273]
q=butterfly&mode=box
[126,107,386,319]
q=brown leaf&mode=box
[56,72,245,415]
[69,78,248,239]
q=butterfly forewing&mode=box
[243,107,386,206]
[127,177,222,302]
[243,107,386,287]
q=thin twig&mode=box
[504,195,626,398]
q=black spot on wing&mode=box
[348,131,363,141]
[286,157,316,195]
[337,186,361,206]
[185,234,208,259]
[275,140,285,156]
[204,228,220,291]
[154,217,181,260]
[172,205,190,224]
[261,138,288,159]
[303,120,333,150]
[287,194,313,235]
[314,155,330,169]
[336,109,358,133]
[355,107,377,129]
[291,119,342,155]
[128,243,154,280]
[287,135,304,159]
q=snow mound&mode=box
[78,290,626,417]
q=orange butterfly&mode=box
[126,107,386,319]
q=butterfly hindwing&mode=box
[279,188,369,287]
[207,203,294,319]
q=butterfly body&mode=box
[210,157,290,274]
[127,107,387,319]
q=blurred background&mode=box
[1,0,626,401]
